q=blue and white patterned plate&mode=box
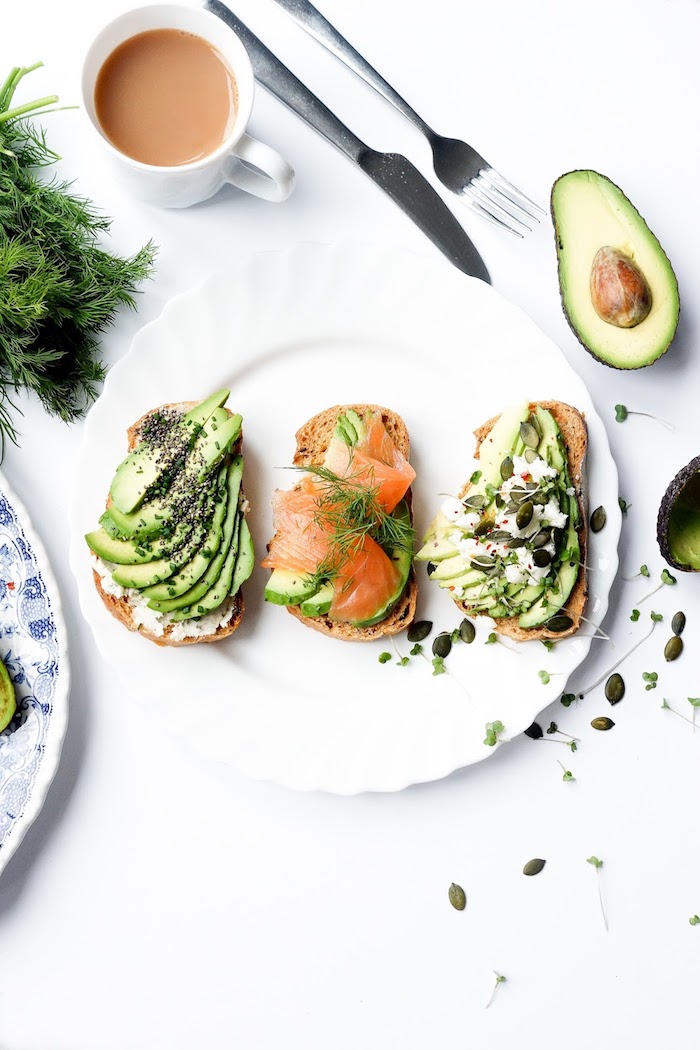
[0,471,69,875]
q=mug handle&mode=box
[224,132,295,202]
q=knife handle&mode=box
[271,0,431,137]
[204,1,365,165]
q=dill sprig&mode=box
[300,463,414,586]
[0,62,156,456]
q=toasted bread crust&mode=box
[454,400,588,642]
[93,568,245,646]
[94,400,246,647]
[275,404,417,641]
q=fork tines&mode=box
[464,168,546,237]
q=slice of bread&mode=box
[92,401,246,648]
[454,400,588,641]
[274,404,417,641]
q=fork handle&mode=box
[272,0,432,137]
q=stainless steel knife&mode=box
[204,0,490,284]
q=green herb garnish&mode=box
[0,63,156,453]
[586,856,608,931]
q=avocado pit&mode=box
[590,246,652,329]
[657,455,700,571]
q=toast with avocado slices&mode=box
[262,404,417,640]
[416,400,588,641]
[85,389,254,647]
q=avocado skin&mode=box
[551,170,680,370]
[657,454,700,571]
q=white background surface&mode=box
[1,1,699,1047]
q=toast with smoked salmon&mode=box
[263,404,417,640]
[416,400,587,641]
[84,389,254,647]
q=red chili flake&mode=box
[448,586,455,591]
[7,581,14,591]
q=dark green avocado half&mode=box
[657,455,700,571]
[551,170,680,369]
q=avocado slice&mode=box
[86,527,158,565]
[264,568,318,605]
[0,656,16,733]
[108,392,238,514]
[299,581,334,617]
[146,457,243,612]
[230,517,254,594]
[657,455,700,571]
[551,171,679,369]
[111,464,228,590]
[138,474,230,600]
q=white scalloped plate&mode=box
[0,471,69,874]
[69,242,619,794]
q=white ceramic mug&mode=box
[81,4,295,208]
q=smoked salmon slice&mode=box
[262,412,413,622]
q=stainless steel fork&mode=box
[270,0,543,236]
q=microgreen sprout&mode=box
[637,568,676,605]
[538,670,550,685]
[410,643,423,656]
[557,760,574,782]
[484,720,505,747]
[587,856,608,931]
[485,632,497,645]
[650,611,664,622]
[432,656,446,676]
[660,697,700,734]
[541,639,554,651]
[485,973,506,1009]
[378,652,391,664]
[470,470,482,484]
[614,404,674,430]
[630,609,640,621]
[642,671,658,691]
[690,915,700,926]
[564,614,661,704]
[618,497,630,514]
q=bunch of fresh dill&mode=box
[0,62,156,454]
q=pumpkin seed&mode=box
[546,614,573,633]
[500,456,514,480]
[448,883,466,911]
[523,858,546,877]
[605,673,625,705]
[459,618,476,644]
[426,562,436,575]
[524,721,543,739]
[520,419,540,449]
[664,636,683,662]
[473,517,491,536]
[532,492,548,506]
[524,448,538,464]
[533,530,550,548]
[432,632,452,659]
[489,530,512,543]
[464,493,486,510]
[590,506,607,533]
[511,488,532,506]
[672,611,686,637]
[591,716,615,731]
[407,620,432,643]
[516,501,534,529]
[471,555,496,570]
[506,537,526,549]
[533,549,551,568]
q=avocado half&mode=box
[657,455,700,571]
[551,170,679,369]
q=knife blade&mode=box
[204,0,490,284]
